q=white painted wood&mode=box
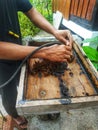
[62,18,98,39]
[53,11,62,29]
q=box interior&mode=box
[23,41,98,101]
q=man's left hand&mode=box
[54,30,73,48]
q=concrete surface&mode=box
[26,106,98,130]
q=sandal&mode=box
[13,116,28,129]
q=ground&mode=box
[27,106,98,130]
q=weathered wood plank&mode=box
[25,41,97,100]
[26,74,61,100]
[58,0,63,12]
[73,42,98,89]
[77,0,84,17]
[56,0,59,11]
[62,59,86,97]
[17,65,26,103]
[63,0,71,20]
[52,0,58,12]
[52,0,56,12]
[16,96,98,115]
[81,0,89,19]
[70,0,75,15]
[73,0,80,16]
[60,0,66,14]
[86,0,96,21]
[62,56,96,97]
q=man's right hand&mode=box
[42,44,72,62]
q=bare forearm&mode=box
[0,42,46,60]
[25,8,73,46]
[25,8,57,36]
[0,41,72,62]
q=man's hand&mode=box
[26,8,73,47]
[42,44,72,62]
[54,30,73,48]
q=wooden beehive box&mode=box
[16,38,98,115]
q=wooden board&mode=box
[25,43,97,100]
[86,0,96,21]
[58,0,63,12]
[52,0,97,21]
[73,0,79,16]
[81,0,89,19]
[70,0,75,15]
[63,0,71,20]
[52,0,71,20]
[52,0,58,12]
[59,0,66,14]
[77,0,84,17]
[52,0,55,12]
[73,42,98,89]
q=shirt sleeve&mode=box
[16,0,33,12]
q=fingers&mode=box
[66,30,73,44]
[58,51,72,62]
[45,44,73,63]
[60,54,73,63]
[64,32,73,48]
[58,30,73,48]
[67,54,75,63]
[59,45,74,62]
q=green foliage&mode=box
[18,12,40,37]
[32,0,53,22]
[18,0,53,38]
[82,46,98,71]
[82,36,98,43]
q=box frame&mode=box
[16,39,98,115]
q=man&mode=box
[0,0,73,129]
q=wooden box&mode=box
[16,38,98,115]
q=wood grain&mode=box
[52,0,56,12]
[86,0,96,21]
[25,52,97,100]
[26,74,60,100]
[73,0,80,16]
[77,0,84,17]
[70,0,75,15]
[63,0,71,20]
[81,0,89,19]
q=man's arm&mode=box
[25,8,73,46]
[0,7,73,62]
[0,42,39,60]
[0,41,72,62]
[25,8,56,36]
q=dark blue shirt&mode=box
[0,0,32,44]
